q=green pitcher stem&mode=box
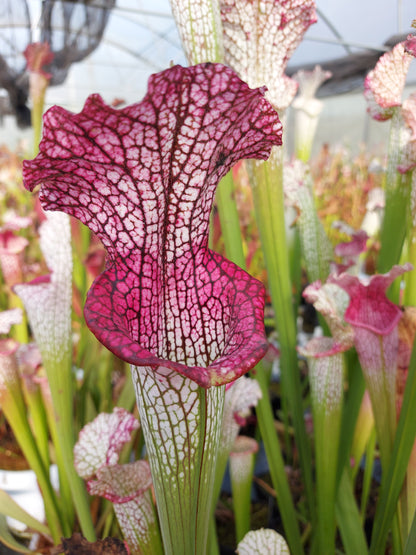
[29,74,48,157]
[296,173,332,284]
[215,169,304,553]
[401,444,416,538]
[370,337,416,555]
[131,365,225,555]
[21,384,50,473]
[216,171,246,267]
[336,469,369,555]
[364,344,397,470]
[32,93,46,156]
[308,352,344,555]
[40,382,74,536]
[247,152,314,519]
[169,0,223,65]
[405,230,416,306]
[229,436,257,543]
[8,296,28,344]
[404,172,416,306]
[377,110,411,277]
[360,428,377,522]
[45,358,96,541]
[208,515,221,555]
[362,339,401,550]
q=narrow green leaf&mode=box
[337,351,365,485]
[336,469,369,555]
[0,513,41,554]
[404,508,416,555]
[0,490,50,537]
[255,363,304,555]
[360,428,377,524]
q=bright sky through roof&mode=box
[0,0,415,150]
[1,1,399,109]
[5,0,414,113]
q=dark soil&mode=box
[0,421,29,471]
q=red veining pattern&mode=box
[74,408,140,479]
[23,63,282,387]
[364,42,413,121]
